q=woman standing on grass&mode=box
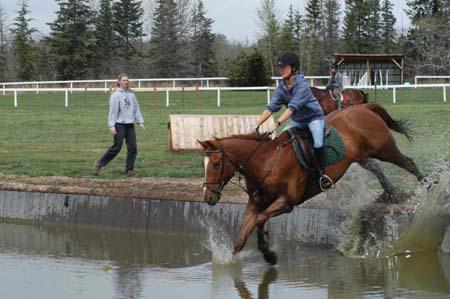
[93,73,145,177]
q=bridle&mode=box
[202,147,236,196]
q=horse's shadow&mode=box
[233,267,278,299]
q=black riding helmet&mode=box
[277,52,300,72]
[330,62,339,70]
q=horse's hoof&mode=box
[263,250,278,265]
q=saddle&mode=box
[287,125,346,171]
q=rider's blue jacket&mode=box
[267,72,324,124]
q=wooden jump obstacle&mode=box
[168,114,275,151]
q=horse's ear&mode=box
[197,140,216,150]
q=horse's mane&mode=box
[214,131,272,142]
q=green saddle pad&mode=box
[287,125,346,171]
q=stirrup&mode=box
[319,174,334,191]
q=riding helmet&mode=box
[277,52,300,71]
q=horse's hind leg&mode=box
[373,139,425,182]
[358,159,399,202]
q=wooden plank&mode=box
[168,114,276,151]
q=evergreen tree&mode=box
[278,5,297,53]
[380,0,396,53]
[256,0,279,76]
[226,49,269,87]
[0,1,8,81]
[323,0,340,59]
[406,0,445,24]
[191,0,217,77]
[11,0,36,81]
[304,0,323,74]
[95,0,115,77]
[112,0,145,73]
[47,0,95,80]
[150,0,183,77]
[343,0,371,53]
[367,0,382,52]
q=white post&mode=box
[217,88,221,107]
[393,87,396,104]
[70,82,73,94]
[65,89,69,107]
[138,81,141,89]
[166,90,170,107]
[14,90,17,108]
[206,79,209,88]
[3,84,5,95]
[36,83,39,94]
[414,77,417,86]
[267,88,270,104]
[172,80,176,88]
[444,86,447,102]
[276,79,279,87]
[104,81,108,93]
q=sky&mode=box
[2,0,410,42]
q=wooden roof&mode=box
[334,53,404,62]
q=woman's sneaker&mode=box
[92,161,102,176]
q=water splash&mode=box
[325,164,375,257]
[328,162,450,258]
[386,165,450,255]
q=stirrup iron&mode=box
[319,174,334,191]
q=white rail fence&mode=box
[415,76,450,85]
[0,77,229,95]
[2,83,448,108]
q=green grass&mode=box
[0,88,448,185]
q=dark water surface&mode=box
[1,223,450,299]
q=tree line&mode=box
[0,0,449,84]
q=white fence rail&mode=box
[0,77,229,95]
[1,83,448,109]
[415,76,450,85]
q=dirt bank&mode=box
[0,173,249,204]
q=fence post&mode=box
[166,90,170,107]
[267,88,271,104]
[104,81,108,93]
[138,80,141,89]
[36,83,39,94]
[3,84,5,95]
[14,90,17,108]
[444,86,447,102]
[393,87,396,104]
[173,80,176,88]
[70,82,73,94]
[65,89,69,107]
[217,88,221,107]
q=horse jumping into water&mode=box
[199,103,425,264]
[310,87,368,115]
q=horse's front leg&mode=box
[256,195,293,265]
[233,199,258,255]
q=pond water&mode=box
[1,222,449,299]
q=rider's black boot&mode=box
[314,146,333,190]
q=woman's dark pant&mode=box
[98,123,137,172]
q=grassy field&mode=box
[0,87,448,187]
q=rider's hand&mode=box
[138,123,145,131]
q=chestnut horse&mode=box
[311,87,368,115]
[199,103,425,264]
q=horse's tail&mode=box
[361,90,369,103]
[366,103,414,143]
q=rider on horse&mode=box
[326,62,344,109]
[256,52,332,189]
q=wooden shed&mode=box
[334,53,404,86]
[168,114,275,151]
